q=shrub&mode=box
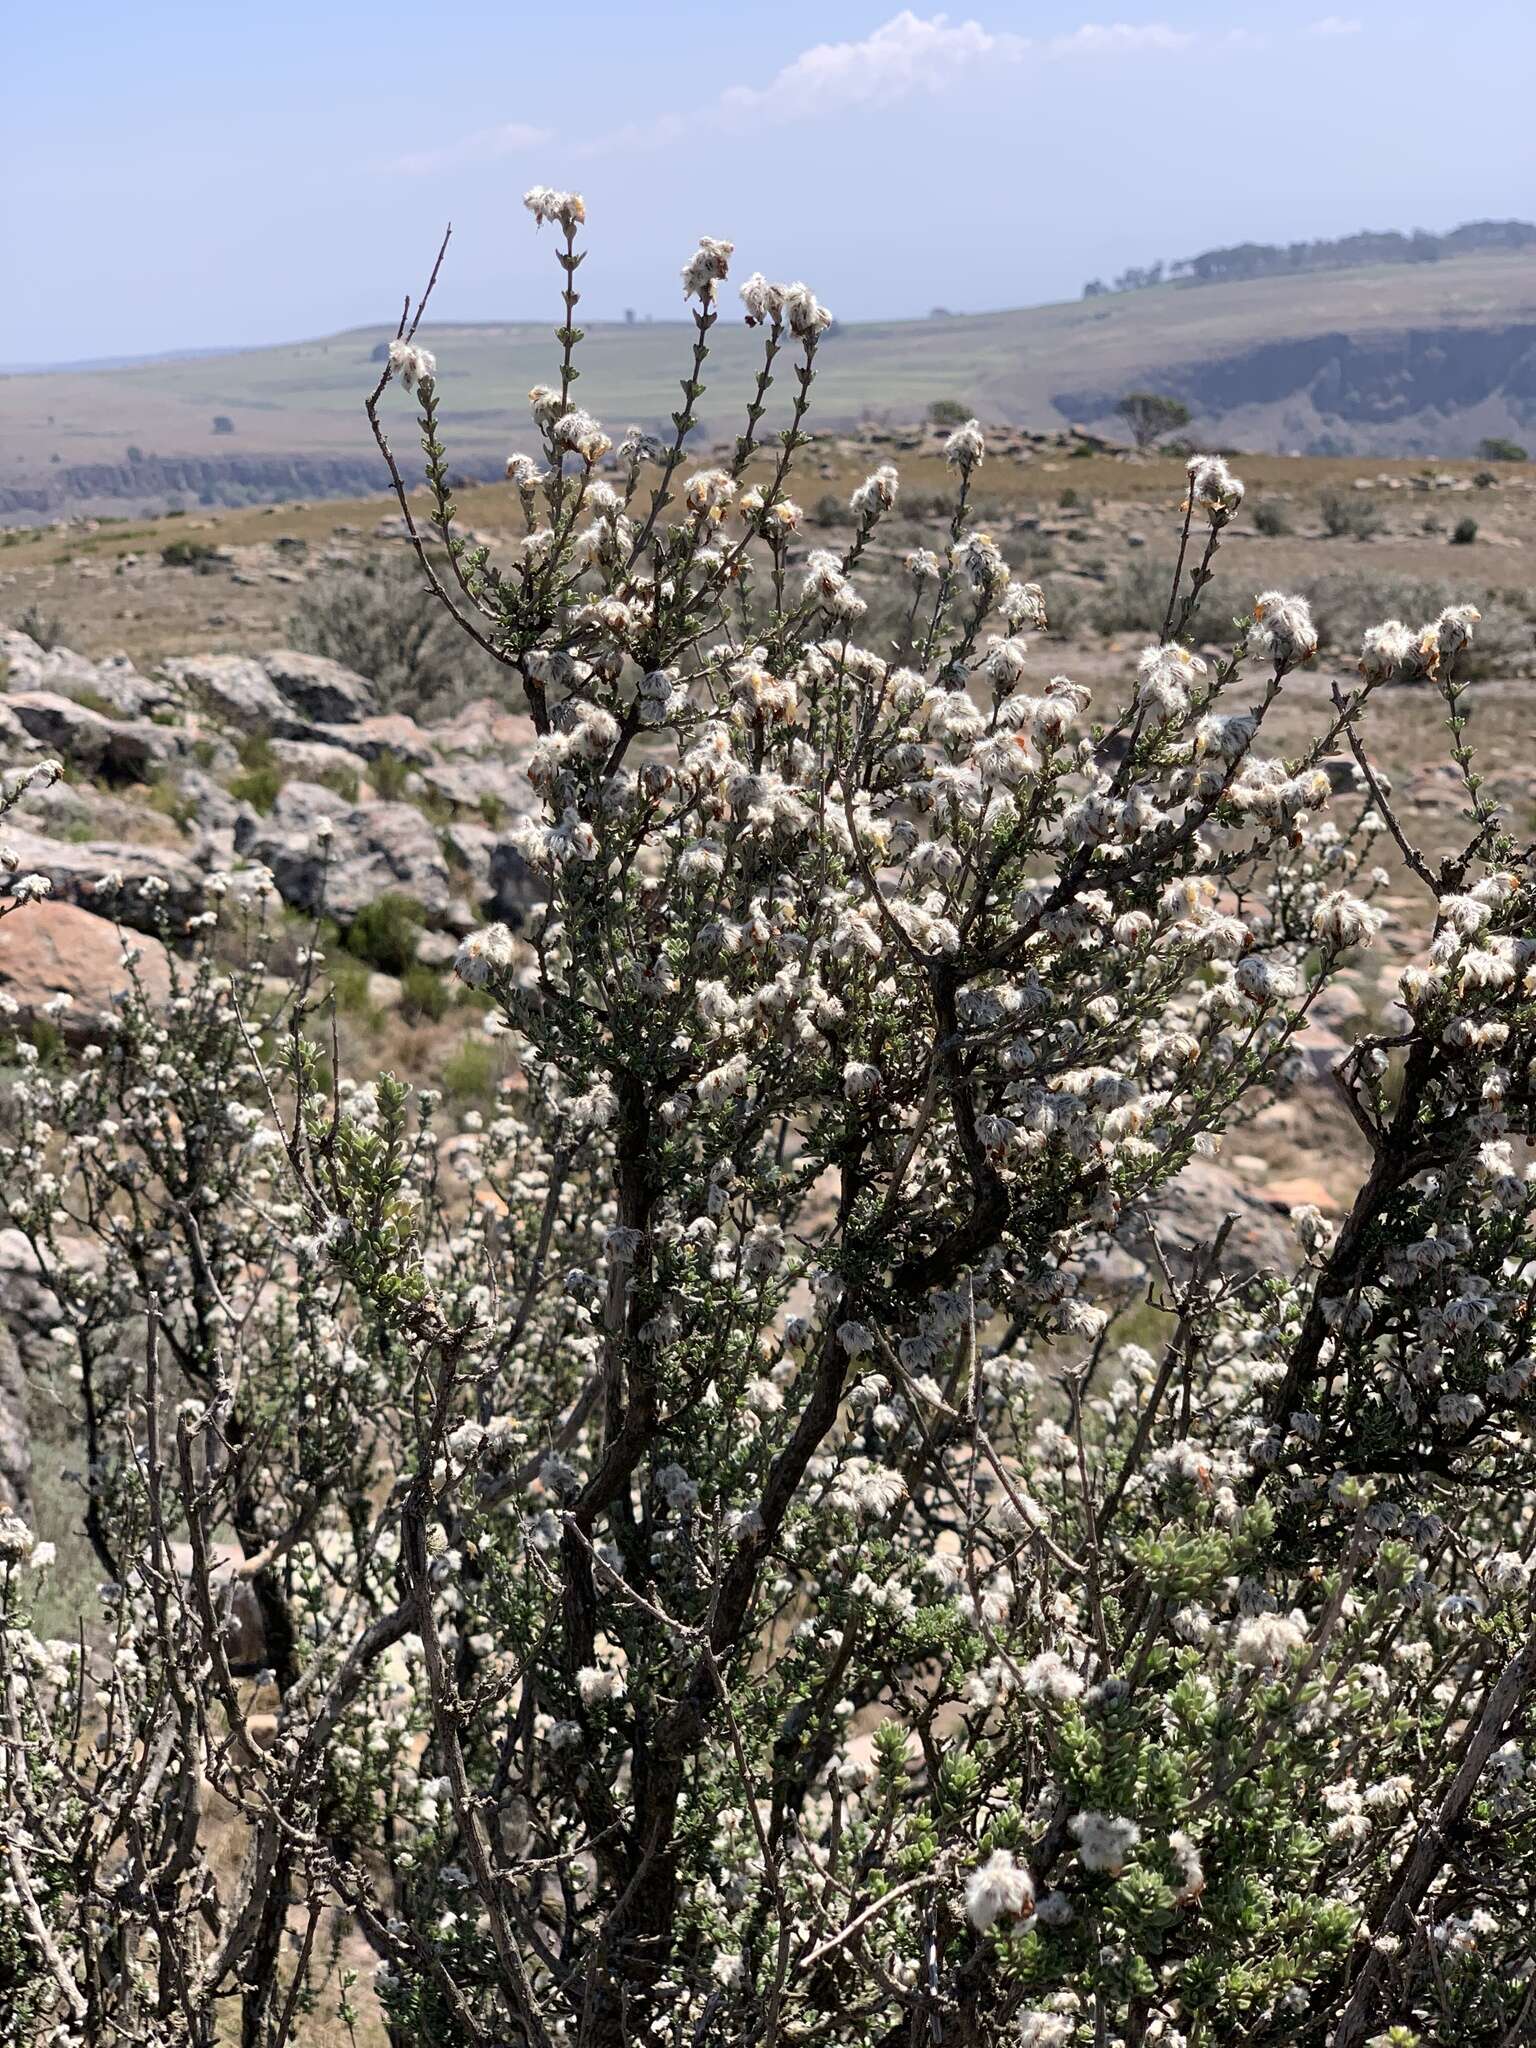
[286,553,508,713]
[343,891,425,975]
[1477,435,1528,462]
[3,197,1535,2048]
[1321,489,1386,540]
[227,731,284,811]
[15,602,64,649]
[1452,514,1479,545]
[1251,497,1291,536]
[928,397,972,428]
[159,536,220,569]
[400,959,452,1022]
[440,1032,499,1103]
[211,414,235,435]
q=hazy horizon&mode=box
[7,0,1534,367]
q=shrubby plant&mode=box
[288,553,508,713]
[2,192,1534,2048]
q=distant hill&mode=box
[4,244,1534,521]
[1083,218,1536,296]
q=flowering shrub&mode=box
[2,193,1534,2048]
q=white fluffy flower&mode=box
[964,1849,1035,1931]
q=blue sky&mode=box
[6,0,1533,363]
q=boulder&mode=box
[417,754,537,818]
[169,1541,266,1670]
[0,1324,28,1520]
[236,782,452,923]
[3,692,189,782]
[0,1229,68,1368]
[439,819,538,925]
[259,651,377,726]
[268,738,368,786]
[4,691,116,774]
[440,818,496,892]
[314,714,436,767]
[0,900,171,1043]
[487,838,538,925]
[1120,1158,1298,1282]
[1,828,203,933]
[160,652,289,729]
[430,697,537,760]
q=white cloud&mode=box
[1046,22,1195,56]
[394,121,552,177]
[1308,14,1363,33]
[399,14,1202,174]
[716,10,1028,123]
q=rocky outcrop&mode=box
[1,828,202,931]
[1119,1159,1299,1282]
[3,692,190,782]
[258,652,377,726]
[1055,322,1536,457]
[0,631,180,719]
[1,625,542,941]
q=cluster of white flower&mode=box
[6,183,1531,2048]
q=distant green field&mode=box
[5,249,1534,496]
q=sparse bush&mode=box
[400,958,452,1022]
[1452,514,1479,545]
[1321,488,1386,540]
[286,553,509,713]
[15,602,64,649]
[211,413,235,435]
[159,536,220,569]
[927,397,971,427]
[439,1031,499,1103]
[1252,497,1291,535]
[227,731,284,811]
[4,199,1536,2048]
[1478,435,1528,462]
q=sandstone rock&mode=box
[0,1229,69,1366]
[237,782,451,922]
[440,819,496,895]
[1289,1020,1350,1083]
[1264,1174,1344,1213]
[487,838,537,925]
[417,754,537,817]
[1,828,203,933]
[0,900,171,1043]
[430,697,537,759]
